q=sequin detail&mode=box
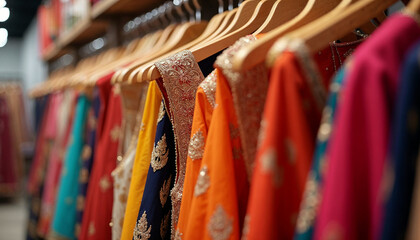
[207,205,233,240]
[133,211,151,240]
[188,130,205,161]
[296,172,320,233]
[215,35,268,182]
[160,175,172,207]
[194,165,210,196]
[174,229,183,240]
[199,70,217,108]
[151,134,169,172]
[155,50,205,234]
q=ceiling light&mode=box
[0,7,9,22]
[0,28,8,47]
[0,0,6,8]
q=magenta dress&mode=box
[314,13,420,240]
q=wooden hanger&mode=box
[232,0,343,71]
[133,10,233,83]
[116,21,208,83]
[254,0,306,34]
[147,0,277,81]
[284,0,397,59]
[407,0,420,13]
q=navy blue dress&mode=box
[382,40,420,240]
[133,101,175,240]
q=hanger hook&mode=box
[158,4,169,27]
[182,0,195,22]
[217,0,224,14]
[173,0,187,22]
[192,0,201,22]
[228,0,233,10]
[165,2,177,23]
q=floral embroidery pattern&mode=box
[194,165,210,196]
[157,101,165,123]
[160,175,172,207]
[155,50,205,235]
[188,130,205,161]
[296,172,320,233]
[110,125,122,142]
[160,212,170,239]
[208,205,233,240]
[261,148,283,188]
[151,134,169,172]
[133,211,151,240]
[99,176,111,192]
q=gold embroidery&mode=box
[140,122,145,132]
[194,165,210,196]
[151,134,169,172]
[215,35,268,182]
[160,212,170,239]
[79,168,89,183]
[188,130,205,161]
[174,229,183,240]
[241,215,250,240]
[119,193,128,203]
[155,50,205,235]
[208,205,233,240]
[133,211,151,240]
[88,222,95,236]
[296,172,320,233]
[99,176,111,192]
[110,125,122,142]
[76,196,85,211]
[160,175,172,207]
[261,147,283,188]
[200,70,217,108]
[318,122,332,142]
[157,101,165,123]
[284,138,296,164]
[82,145,92,161]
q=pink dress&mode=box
[314,13,420,240]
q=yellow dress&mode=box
[120,81,162,240]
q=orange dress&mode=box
[120,81,162,240]
[175,70,217,236]
[181,35,269,240]
[243,39,327,240]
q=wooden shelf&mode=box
[91,0,166,19]
[59,18,109,47]
[42,43,70,62]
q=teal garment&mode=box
[51,95,90,239]
[294,68,346,240]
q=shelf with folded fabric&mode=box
[91,0,166,19]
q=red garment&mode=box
[79,73,122,240]
[0,96,18,195]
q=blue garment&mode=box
[133,101,175,240]
[294,68,347,240]
[75,89,100,236]
[381,41,420,240]
[51,95,90,239]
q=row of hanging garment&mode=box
[0,82,31,197]
[27,0,420,239]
